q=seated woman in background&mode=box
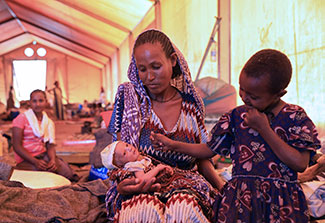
[12,89,77,181]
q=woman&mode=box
[52,81,64,120]
[99,86,107,108]
[6,86,16,111]
[12,89,76,181]
[105,30,223,222]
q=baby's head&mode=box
[101,141,139,170]
[239,49,292,111]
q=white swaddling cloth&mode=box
[24,108,55,144]
[123,156,152,172]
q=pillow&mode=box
[10,170,71,189]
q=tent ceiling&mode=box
[0,0,154,66]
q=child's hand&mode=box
[244,107,269,132]
[150,132,175,151]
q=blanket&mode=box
[0,179,110,223]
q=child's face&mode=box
[239,71,280,112]
[114,142,139,167]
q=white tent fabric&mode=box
[0,0,324,136]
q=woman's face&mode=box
[134,43,177,95]
[239,71,279,112]
[30,92,47,114]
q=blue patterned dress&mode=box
[106,88,218,222]
[208,104,320,222]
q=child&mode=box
[151,49,321,222]
[101,140,219,221]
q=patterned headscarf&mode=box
[111,31,205,147]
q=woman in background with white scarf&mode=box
[12,89,76,181]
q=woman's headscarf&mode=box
[110,31,205,147]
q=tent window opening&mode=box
[13,60,47,101]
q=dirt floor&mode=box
[55,119,96,164]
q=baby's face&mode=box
[114,142,139,167]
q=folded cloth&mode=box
[0,161,13,180]
[124,156,152,172]
[24,108,55,143]
[301,181,325,218]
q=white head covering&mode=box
[101,141,120,170]
[24,108,55,143]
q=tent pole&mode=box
[195,17,222,82]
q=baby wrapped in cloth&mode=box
[101,141,219,220]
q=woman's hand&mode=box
[150,132,175,151]
[34,159,48,170]
[117,177,161,195]
[47,159,57,172]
